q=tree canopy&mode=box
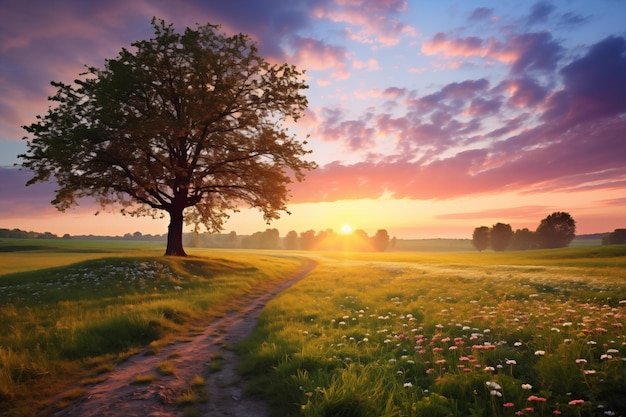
[472,226,490,252]
[19,19,315,256]
[490,222,514,251]
[536,211,576,249]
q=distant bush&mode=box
[602,228,626,245]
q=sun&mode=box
[340,224,353,234]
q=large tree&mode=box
[19,19,315,256]
[536,212,576,249]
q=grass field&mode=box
[0,239,307,417]
[238,246,626,417]
[1,239,625,416]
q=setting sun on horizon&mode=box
[340,224,353,235]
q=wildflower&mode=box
[486,381,502,390]
[568,399,585,406]
[575,358,587,364]
[528,395,547,402]
[484,366,495,372]
[503,402,515,408]
[521,383,533,390]
[524,407,535,413]
[490,390,502,397]
[534,350,546,356]
[583,369,596,375]
[514,341,523,347]
[553,411,562,415]
[506,359,517,365]
[403,382,413,388]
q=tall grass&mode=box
[0,244,306,417]
[238,246,626,417]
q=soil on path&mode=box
[50,258,316,417]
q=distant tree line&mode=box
[0,228,59,239]
[1,227,394,251]
[471,212,577,252]
[185,228,394,252]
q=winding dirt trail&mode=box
[51,258,316,417]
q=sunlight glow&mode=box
[340,224,353,234]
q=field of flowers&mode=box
[239,248,626,417]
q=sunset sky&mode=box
[1,0,625,239]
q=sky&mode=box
[1,0,625,239]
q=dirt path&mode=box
[51,258,316,417]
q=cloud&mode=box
[422,31,563,74]
[497,77,550,108]
[0,167,58,218]
[526,1,555,26]
[290,37,626,203]
[468,7,495,22]
[312,0,416,47]
[559,36,626,120]
[288,36,351,81]
[436,206,552,220]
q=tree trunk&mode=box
[165,206,187,256]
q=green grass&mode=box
[0,241,307,417]
[0,238,165,275]
[2,240,625,416]
[238,246,626,417]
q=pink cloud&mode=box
[352,58,380,70]
[436,206,552,220]
[497,77,549,108]
[312,0,415,47]
[422,31,563,74]
[288,36,351,81]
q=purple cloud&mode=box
[560,36,626,120]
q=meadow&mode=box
[1,240,625,416]
[238,247,626,417]
[0,239,307,416]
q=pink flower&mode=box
[553,411,562,415]
[528,395,547,402]
[568,399,585,406]
[503,402,515,408]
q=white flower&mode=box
[534,350,546,356]
[404,382,413,388]
[521,383,533,390]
